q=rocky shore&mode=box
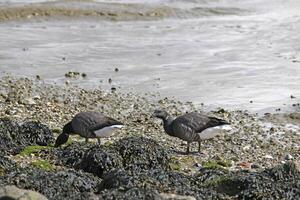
[0,75,299,199]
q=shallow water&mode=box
[0,0,300,112]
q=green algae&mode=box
[30,160,54,171]
[19,145,51,156]
[202,159,232,170]
[202,176,230,187]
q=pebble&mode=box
[251,163,261,169]
[33,95,41,100]
[24,98,36,105]
[264,154,274,159]
[284,154,293,160]
[111,87,116,92]
[243,145,251,151]
[237,162,251,169]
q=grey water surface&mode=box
[0,0,300,112]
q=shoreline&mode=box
[0,75,299,199]
[0,75,299,168]
[0,0,247,22]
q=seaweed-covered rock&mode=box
[44,142,123,178]
[0,166,101,200]
[45,142,91,167]
[0,156,16,177]
[0,156,16,169]
[77,146,123,178]
[98,169,208,199]
[0,118,54,155]
[114,137,170,171]
[194,162,300,199]
[268,161,300,180]
[19,121,54,146]
[46,137,170,177]
[0,118,20,155]
[238,161,300,199]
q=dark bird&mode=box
[54,111,124,147]
[152,109,230,154]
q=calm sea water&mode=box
[0,0,300,112]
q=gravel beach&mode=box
[0,75,299,199]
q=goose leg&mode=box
[85,138,89,143]
[186,142,190,154]
[97,138,101,145]
[198,140,201,153]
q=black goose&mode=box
[54,111,124,147]
[152,109,230,154]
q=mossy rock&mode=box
[30,160,54,171]
[169,157,181,171]
[202,176,230,187]
[168,155,200,171]
[0,167,4,176]
[202,159,232,170]
[66,137,73,146]
[19,145,51,156]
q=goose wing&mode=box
[89,116,123,132]
[173,112,228,133]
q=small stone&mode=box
[108,78,112,84]
[264,154,274,159]
[24,98,36,105]
[33,95,41,100]
[81,73,87,78]
[290,95,296,99]
[111,87,116,92]
[285,154,293,160]
[158,193,196,200]
[242,145,251,151]
[194,163,202,168]
[62,57,66,61]
[251,163,261,169]
[36,75,41,80]
[0,185,48,200]
[250,100,253,103]
[237,162,251,169]
[114,68,119,72]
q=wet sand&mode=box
[0,0,246,22]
